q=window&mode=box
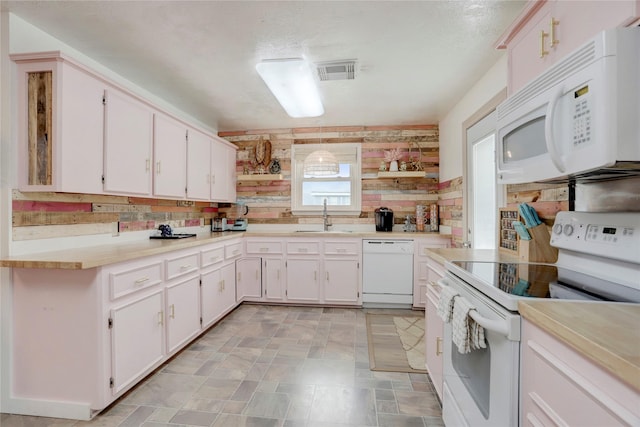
[291,143,361,215]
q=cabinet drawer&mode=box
[246,240,283,254]
[109,260,163,301]
[201,246,225,268]
[287,240,320,255]
[324,240,359,255]
[165,252,199,281]
[225,241,243,259]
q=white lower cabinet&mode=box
[236,257,262,301]
[165,276,201,354]
[201,263,237,329]
[110,290,165,395]
[286,258,321,302]
[521,319,639,427]
[264,257,285,301]
[413,237,450,308]
[323,258,360,304]
[425,283,444,400]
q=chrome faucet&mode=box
[323,198,332,231]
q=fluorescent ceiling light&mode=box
[256,58,324,118]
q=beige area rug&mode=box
[366,313,426,373]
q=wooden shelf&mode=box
[237,174,283,181]
[376,171,427,178]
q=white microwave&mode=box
[496,28,639,184]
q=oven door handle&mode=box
[467,310,510,338]
[438,277,511,338]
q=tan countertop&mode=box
[0,230,450,270]
[425,247,520,264]
[519,300,640,391]
[0,232,242,270]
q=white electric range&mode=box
[439,211,640,427]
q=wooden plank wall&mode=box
[439,177,569,248]
[11,190,216,241]
[219,125,441,227]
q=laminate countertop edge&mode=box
[519,300,640,392]
[0,231,452,270]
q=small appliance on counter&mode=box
[374,207,394,232]
[150,224,196,239]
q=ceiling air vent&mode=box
[316,60,356,81]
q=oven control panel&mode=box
[551,212,639,264]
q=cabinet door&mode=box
[236,257,262,301]
[186,129,212,200]
[153,113,187,199]
[103,88,153,195]
[286,258,320,302]
[210,139,230,202]
[425,286,443,400]
[201,263,237,329]
[264,258,284,301]
[166,276,201,354]
[323,258,360,305]
[111,290,165,395]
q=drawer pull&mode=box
[232,249,240,255]
[158,311,164,326]
[134,277,150,285]
[436,337,443,356]
[337,248,346,253]
[211,256,221,262]
[298,248,308,253]
[259,247,269,252]
[180,264,193,271]
[170,304,175,319]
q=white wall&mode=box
[438,54,508,182]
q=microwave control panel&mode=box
[572,85,592,147]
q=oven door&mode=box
[439,275,521,427]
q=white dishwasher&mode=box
[362,239,414,307]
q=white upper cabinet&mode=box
[103,87,154,196]
[153,113,187,199]
[500,0,639,94]
[210,137,237,203]
[13,53,104,194]
[186,129,212,200]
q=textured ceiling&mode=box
[3,1,526,132]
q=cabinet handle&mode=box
[237,272,241,282]
[277,269,280,280]
[156,161,161,174]
[436,337,443,356]
[180,264,193,271]
[219,280,224,292]
[211,256,221,262]
[146,159,150,172]
[539,30,549,58]
[170,304,175,319]
[158,311,164,325]
[337,248,346,253]
[298,248,308,253]
[134,277,149,285]
[206,173,210,184]
[211,174,216,185]
[260,248,268,252]
[232,249,240,255]
[314,271,317,281]
[326,271,330,281]
[549,17,559,47]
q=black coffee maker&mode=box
[375,207,394,232]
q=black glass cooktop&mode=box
[450,261,640,303]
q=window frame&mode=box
[291,143,362,216]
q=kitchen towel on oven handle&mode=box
[452,295,486,354]
[437,284,459,323]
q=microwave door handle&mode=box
[544,86,566,173]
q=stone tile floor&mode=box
[1,305,444,427]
